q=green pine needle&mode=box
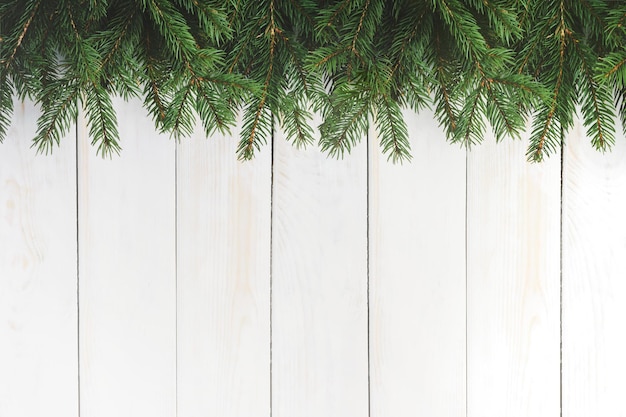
[0,0,625,161]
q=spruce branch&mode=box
[2,0,41,72]
[527,0,568,162]
[98,5,140,71]
[571,33,616,151]
[143,0,197,60]
[143,52,170,125]
[0,76,14,141]
[0,0,625,161]
[376,93,411,162]
[236,0,277,160]
[279,93,315,148]
[33,79,79,153]
[432,31,460,138]
[319,85,370,158]
[433,0,486,60]
[455,84,486,146]
[484,82,520,142]
[165,78,196,138]
[83,81,121,156]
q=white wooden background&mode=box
[1,98,625,417]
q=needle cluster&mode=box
[1,0,625,161]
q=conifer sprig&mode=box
[1,0,626,161]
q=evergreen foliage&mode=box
[1,0,625,161]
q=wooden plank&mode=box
[176,121,271,417]
[466,133,561,417]
[78,98,176,417]
[0,99,78,417]
[368,109,466,417]
[272,122,368,417]
[562,121,626,416]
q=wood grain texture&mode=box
[176,121,271,417]
[562,122,626,416]
[78,98,176,417]
[272,123,368,417]
[466,133,560,417]
[369,109,466,417]
[0,100,78,417]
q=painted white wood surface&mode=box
[78,98,176,417]
[369,109,466,417]
[176,122,271,417]
[0,100,78,417]
[6,101,626,417]
[563,122,626,416]
[272,124,369,417]
[466,134,561,417]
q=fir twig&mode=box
[0,0,625,161]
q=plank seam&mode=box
[559,130,564,417]
[76,106,82,417]
[175,138,179,417]
[270,117,275,417]
[366,119,371,417]
[465,145,469,417]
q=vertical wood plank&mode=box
[177,123,271,417]
[0,100,78,417]
[272,123,368,417]
[369,109,466,417]
[562,122,626,416]
[466,134,560,417]
[78,98,176,417]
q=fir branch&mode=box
[571,36,615,150]
[376,93,411,162]
[478,0,522,43]
[285,0,315,30]
[237,0,277,160]
[320,89,370,158]
[201,73,257,94]
[2,0,41,71]
[194,78,237,136]
[388,8,426,79]
[432,32,459,136]
[165,79,196,138]
[597,52,626,81]
[606,7,626,43]
[65,2,102,83]
[34,80,79,153]
[614,87,626,136]
[227,0,242,27]
[175,0,232,43]
[351,0,370,54]
[516,13,558,74]
[143,53,169,123]
[279,94,314,148]
[485,83,517,141]
[575,0,605,36]
[309,45,349,70]
[88,0,109,19]
[0,76,14,142]
[400,72,431,112]
[527,0,568,162]
[318,0,352,32]
[227,15,266,73]
[2,0,626,161]
[83,81,121,156]
[277,31,309,94]
[144,0,197,60]
[456,84,485,146]
[433,0,486,60]
[238,96,272,157]
[99,6,140,70]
